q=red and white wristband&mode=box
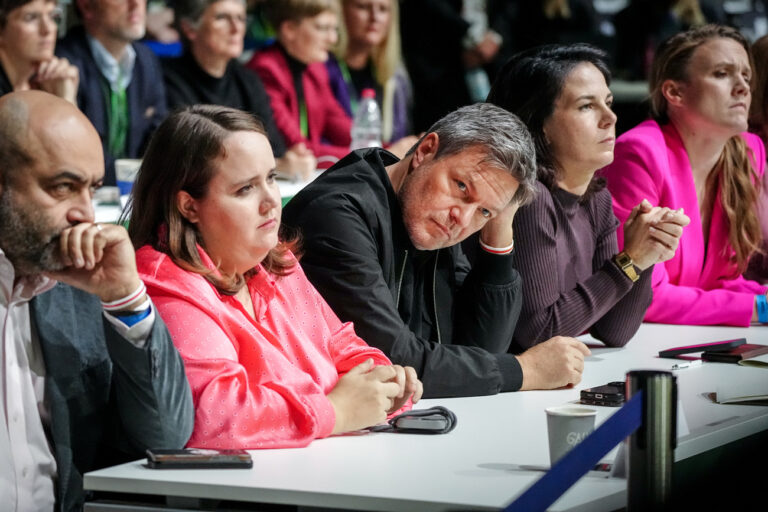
[479,239,515,255]
[101,281,148,312]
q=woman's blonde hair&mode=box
[650,24,761,275]
[334,0,402,140]
[672,0,707,28]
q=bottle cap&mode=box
[361,88,376,99]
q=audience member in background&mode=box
[0,90,192,512]
[511,0,600,53]
[399,0,500,133]
[129,105,421,449]
[614,0,726,80]
[57,0,167,186]
[243,0,274,52]
[283,103,592,399]
[487,44,689,351]
[746,34,768,283]
[247,0,351,168]
[326,0,417,158]
[0,0,79,102]
[164,0,316,180]
[601,25,768,326]
[143,0,182,57]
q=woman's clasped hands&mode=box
[622,199,691,270]
[327,359,423,434]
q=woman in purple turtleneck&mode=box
[487,44,689,351]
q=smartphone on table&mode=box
[580,381,625,407]
[146,448,253,469]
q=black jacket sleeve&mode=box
[287,195,523,398]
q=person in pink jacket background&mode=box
[128,104,421,449]
[247,0,352,168]
[601,24,768,327]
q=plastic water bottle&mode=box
[350,88,382,150]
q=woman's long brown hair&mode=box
[650,24,762,275]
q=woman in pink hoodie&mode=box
[601,25,767,326]
[128,105,420,449]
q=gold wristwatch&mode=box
[613,251,639,282]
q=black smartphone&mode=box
[146,448,253,469]
[580,381,625,407]
[658,338,746,359]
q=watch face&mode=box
[616,252,632,266]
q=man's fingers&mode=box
[63,224,87,268]
[79,224,99,269]
[563,337,591,356]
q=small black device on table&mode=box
[580,381,625,407]
[146,448,253,469]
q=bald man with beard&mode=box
[0,90,192,512]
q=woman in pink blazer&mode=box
[247,0,352,168]
[601,25,767,326]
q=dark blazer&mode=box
[400,0,470,132]
[30,283,193,512]
[162,51,286,157]
[56,26,168,185]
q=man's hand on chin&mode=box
[44,222,143,304]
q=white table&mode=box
[84,323,768,511]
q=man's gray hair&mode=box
[409,103,538,206]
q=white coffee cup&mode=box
[545,405,597,465]
[115,158,142,196]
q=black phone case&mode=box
[580,381,625,407]
[146,449,253,469]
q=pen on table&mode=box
[671,360,703,370]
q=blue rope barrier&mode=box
[503,390,644,512]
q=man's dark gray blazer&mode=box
[30,282,194,512]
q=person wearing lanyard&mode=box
[56,0,167,186]
[247,0,352,168]
[325,0,418,158]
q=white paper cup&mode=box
[545,405,597,465]
[115,158,142,196]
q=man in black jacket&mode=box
[283,103,591,398]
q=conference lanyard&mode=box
[337,59,358,114]
[101,75,128,158]
[299,100,308,139]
